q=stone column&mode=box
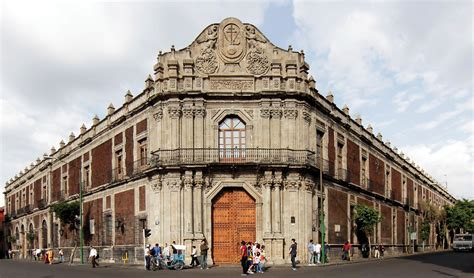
[183,171,193,236]
[263,171,272,236]
[168,104,181,149]
[182,104,194,150]
[194,105,205,160]
[193,171,204,237]
[273,172,283,235]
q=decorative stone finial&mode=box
[393,147,398,152]
[24,167,28,172]
[14,175,18,179]
[124,90,133,103]
[51,146,56,154]
[376,132,383,141]
[385,141,391,147]
[171,45,175,52]
[342,104,349,115]
[30,162,35,168]
[107,103,115,115]
[288,45,293,52]
[400,151,404,158]
[145,75,154,89]
[326,91,334,103]
[36,157,41,164]
[69,132,75,142]
[92,115,100,125]
[308,75,315,89]
[406,157,410,162]
[80,124,87,134]
[59,140,65,148]
[367,124,373,133]
[355,115,362,125]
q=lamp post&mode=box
[44,155,84,264]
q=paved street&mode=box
[0,251,473,278]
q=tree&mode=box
[52,201,80,264]
[445,199,474,234]
[354,204,381,256]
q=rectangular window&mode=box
[138,138,148,167]
[61,175,68,198]
[361,156,368,187]
[316,130,324,160]
[83,165,90,189]
[115,149,123,179]
[89,219,95,235]
[336,142,344,179]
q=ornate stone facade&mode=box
[4,18,454,264]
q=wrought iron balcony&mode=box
[151,148,317,168]
[38,199,47,209]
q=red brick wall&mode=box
[125,127,134,176]
[91,139,112,188]
[136,119,148,135]
[369,154,385,195]
[114,189,135,245]
[407,178,414,206]
[392,169,402,202]
[346,139,360,185]
[357,197,373,208]
[380,204,392,244]
[328,127,335,176]
[83,198,103,246]
[114,132,123,146]
[34,179,41,208]
[68,157,81,195]
[51,168,61,201]
[328,187,348,244]
[397,210,405,245]
[139,186,145,211]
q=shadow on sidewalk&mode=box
[398,251,474,274]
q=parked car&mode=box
[452,234,473,252]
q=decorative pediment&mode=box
[152,17,313,94]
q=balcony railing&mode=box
[111,158,152,183]
[152,148,317,167]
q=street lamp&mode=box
[43,154,84,264]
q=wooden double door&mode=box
[212,187,256,264]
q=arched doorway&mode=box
[41,220,48,249]
[212,187,255,264]
[28,223,35,249]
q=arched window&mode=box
[219,116,246,159]
[41,220,48,249]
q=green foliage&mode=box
[445,199,474,233]
[420,200,440,222]
[354,204,381,236]
[52,201,80,228]
[26,231,35,242]
[7,235,17,243]
[420,219,431,241]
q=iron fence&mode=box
[111,158,152,183]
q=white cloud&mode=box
[402,140,474,200]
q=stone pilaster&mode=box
[262,171,272,236]
[193,171,204,238]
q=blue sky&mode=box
[1,0,472,204]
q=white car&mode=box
[452,234,473,252]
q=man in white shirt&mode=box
[314,242,322,264]
[88,246,99,268]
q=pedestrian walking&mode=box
[58,249,64,263]
[200,239,209,269]
[307,239,315,265]
[46,248,54,265]
[240,241,248,276]
[374,245,380,258]
[163,243,170,263]
[259,245,266,272]
[190,246,200,267]
[380,244,385,258]
[315,242,322,263]
[144,244,152,270]
[342,241,351,261]
[289,238,297,270]
[152,243,161,258]
[88,246,99,268]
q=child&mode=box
[259,245,266,272]
[247,245,254,274]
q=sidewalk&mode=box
[13,249,451,270]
